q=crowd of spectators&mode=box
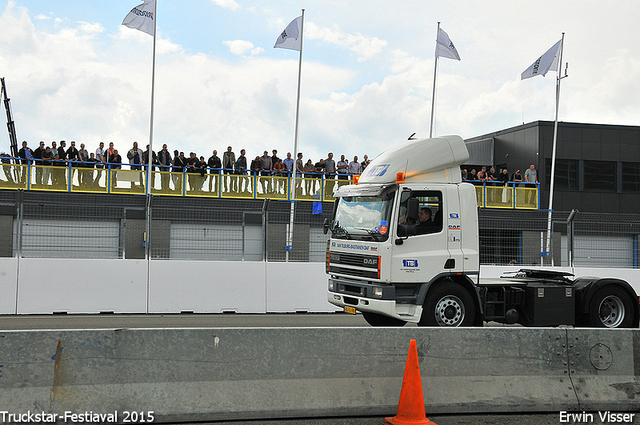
[1,140,373,187]
[462,164,539,205]
[3,140,543,193]
[461,164,538,186]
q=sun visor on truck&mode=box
[333,183,397,199]
[358,135,469,185]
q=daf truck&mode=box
[325,135,640,328]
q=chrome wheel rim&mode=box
[598,295,625,328]
[434,295,465,326]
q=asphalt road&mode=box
[0,312,374,330]
[174,412,640,425]
[0,312,527,330]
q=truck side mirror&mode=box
[407,198,419,222]
[400,190,412,203]
[323,218,330,234]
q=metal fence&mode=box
[478,209,640,268]
[1,190,638,268]
[0,190,332,262]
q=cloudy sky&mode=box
[1,0,639,163]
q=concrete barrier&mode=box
[1,327,637,422]
[566,328,640,411]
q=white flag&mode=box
[274,16,302,51]
[521,39,562,80]
[122,0,156,36]
[435,27,460,61]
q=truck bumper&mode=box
[327,280,422,323]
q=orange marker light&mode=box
[353,175,360,185]
[396,172,405,184]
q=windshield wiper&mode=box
[332,222,352,239]
[353,227,381,241]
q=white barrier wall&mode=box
[148,260,268,313]
[16,259,148,314]
[0,258,17,314]
[0,258,638,315]
[0,258,338,315]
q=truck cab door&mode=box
[390,189,451,283]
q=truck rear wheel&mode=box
[588,286,635,328]
[419,283,476,327]
[362,312,406,327]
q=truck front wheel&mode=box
[362,312,406,327]
[419,283,476,327]
[588,286,635,328]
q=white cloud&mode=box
[78,21,104,34]
[211,0,240,11]
[34,14,49,20]
[223,39,264,56]
[305,22,387,61]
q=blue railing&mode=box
[467,180,540,209]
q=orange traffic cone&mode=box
[385,339,436,425]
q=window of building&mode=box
[545,159,578,191]
[622,162,640,192]
[583,161,616,191]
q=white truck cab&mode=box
[325,135,640,328]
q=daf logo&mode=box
[363,258,377,265]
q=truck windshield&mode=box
[332,194,394,241]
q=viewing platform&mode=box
[0,162,538,208]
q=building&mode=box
[464,121,640,214]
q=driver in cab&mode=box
[399,206,439,236]
[415,207,438,234]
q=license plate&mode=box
[344,306,357,315]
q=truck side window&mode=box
[398,191,442,236]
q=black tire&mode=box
[362,312,406,327]
[419,282,476,327]
[587,286,635,328]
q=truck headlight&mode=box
[373,287,383,298]
[328,281,335,291]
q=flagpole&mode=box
[291,9,304,200]
[286,9,304,261]
[544,32,566,265]
[145,0,157,305]
[146,3,157,199]
[429,22,440,138]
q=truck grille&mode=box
[329,252,380,279]
[330,252,378,268]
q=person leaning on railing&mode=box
[33,141,45,185]
[511,169,522,184]
[157,144,173,191]
[1,151,15,184]
[108,149,122,187]
[41,146,53,186]
[498,168,510,203]
[250,156,261,176]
